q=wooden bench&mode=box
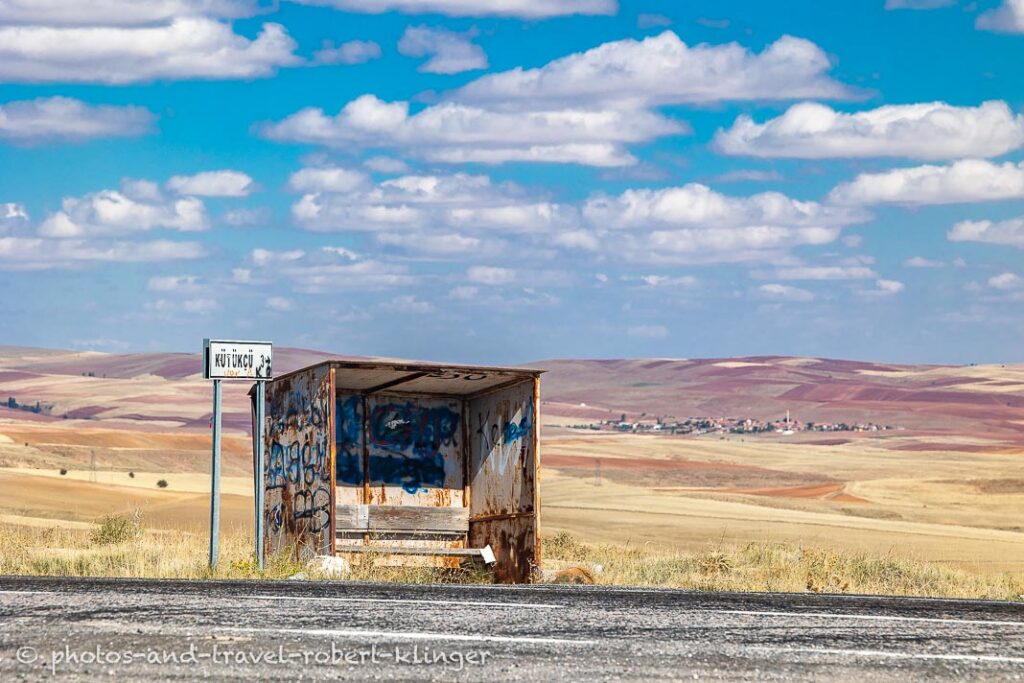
[335,505,495,564]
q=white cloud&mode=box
[322,245,360,260]
[262,94,683,167]
[314,39,382,65]
[167,170,255,197]
[715,101,1024,160]
[948,217,1024,249]
[364,156,409,174]
[285,260,417,293]
[627,324,668,339]
[146,297,219,315]
[584,183,861,230]
[0,96,154,144]
[378,232,483,256]
[709,169,784,183]
[289,0,617,18]
[0,1,262,25]
[231,267,252,283]
[977,0,1024,33]
[222,207,269,227]
[639,275,698,288]
[0,237,205,270]
[287,166,369,193]
[903,256,945,268]
[552,230,600,251]
[637,13,672,28]
[865,279,905,296]
[456,32,853,107]
[266,296,294,311]
[252,248,305,265]
[767,265,877,280]
[828,159,1024,205]
[989,272,1023,290]
[449,285,478,300]
[758,283,814,301]
[398,26,487,75]
[147,274,204,293]
[0,17,300,84]
[885,0,956,8]
[290,172,577,236]
[467,265,516,285]
[382,295,434,314]
[1,202,28,234]
[39,181,208,237]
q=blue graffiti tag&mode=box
[335,395,364,486]
[367,401,459,493]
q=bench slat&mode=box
[335,504,469,534]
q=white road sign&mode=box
[203,339,273,380]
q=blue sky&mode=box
[1,0,1023,364]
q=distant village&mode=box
[568,411,894,436]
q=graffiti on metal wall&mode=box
[335,394,364,487]
[265,371,333,550]
[367,400,460,493]
[475,397,533,476]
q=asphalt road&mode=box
[2,576,1024,681]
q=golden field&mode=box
[1,347,1023,594]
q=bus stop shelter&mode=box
[252,359,542,583]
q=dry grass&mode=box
[0,514,491,585]
[3,511,1022,601]
[543,532,1024,602]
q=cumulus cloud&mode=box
[715,101,1024,160]
[0,1,263,25]
[0,17,300,83]
[949,217,1024,248]
[289,172,577,242]
[467,265,516,285]
[39,180,209,237]
[166,170,255,197]
[989,272,1023,290]
[0,96,154,144]
[904,256,945,268]
[398,26,487,75]
[977,0,1024,33]
[382,295,434,314]
[287,166,369,193]
[146,297,219,315]
[828,159,1024,205]
[265,296,294,311]
[766,265,877,280]
[885,0,956,8]
[314,39,382,65]
[584,183,862,231]
[758,283,814,301]
[863,279,905,296]
[455,32,853,107]
[147,274,204,293]
[289,0,617,18]
[1,202,28,234]
[262,94,683,167]
[248,246,416,293]
[0,237,205,270]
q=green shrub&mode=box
[91,511,143,546]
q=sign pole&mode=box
[209,378,222,569]
[255,380,266,570]
[203,339,272,572]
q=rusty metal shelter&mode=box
[251,359,543,583]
